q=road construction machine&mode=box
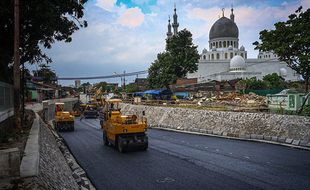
[83,103,99,118]
[54,102,75,131]
[101,98,148,152]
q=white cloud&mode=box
[117,7,145,28]
[187,7,220,22]
[95,0,117,12]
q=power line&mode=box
[57,70,148,80]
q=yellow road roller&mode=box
[54,102,75,132]
[101,98,148,152]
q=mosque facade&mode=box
[167,7,300,83]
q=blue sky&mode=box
[29,0,310,86]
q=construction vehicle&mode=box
[54,102,75,131]
[83,103,98,118]
[101,98,148,152]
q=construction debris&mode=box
[196,92,267,111]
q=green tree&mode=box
[33,64,57,84]
[253,7,310,91]
[80,82,91,93]
[0,0,87,128]
[125,83,139,93]
[148,52,175,88]
[94,82,108,92]
[0,0,87,67]
[148,29,199,88]
[236,77,269,90]
[81,82,91,87]
[247,77,269,90]
[263,73,285,89]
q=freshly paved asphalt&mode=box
[60,119,310,190]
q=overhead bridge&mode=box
[57,70,148,80]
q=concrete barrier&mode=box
[43,98,78,121]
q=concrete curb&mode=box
[20,113,40,177]
[150,125,310,151]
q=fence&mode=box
[0,81,14,123]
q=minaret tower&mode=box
[172,4,179,35]
[230,5,235,22]
[167,16,172,39]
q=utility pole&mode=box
[123,71,126,91]
[21,62,25,128]
[13,0,21,129]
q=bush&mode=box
[301,105,310,116]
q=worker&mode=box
[56,105,62,112]
[80,106,87,121]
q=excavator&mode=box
[100,98,148,152]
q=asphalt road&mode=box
[60,119,310,190]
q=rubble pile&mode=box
[197,92,267,109]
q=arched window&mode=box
[219,41,222,48]
[241,53,244,58]
[211,54,214,60]
[216,42,218,48]
[213,42,215,47]
[225,53,227,59]
[216,53,220,60]
[223,41,226,47]
[230,53,233,58]
[233,41,236,48]
[245,53,247,59]
[203,55,206,60]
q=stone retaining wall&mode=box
[17,98,95,190]
[120,104,310,147]
[36,119,80,190]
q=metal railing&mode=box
[0,81,14,112]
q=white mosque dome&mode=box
[202,48,208,53]
[240,45,245,51]
[230,55,246,72]
[280,68,287,77]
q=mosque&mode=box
[166,6,300,83]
